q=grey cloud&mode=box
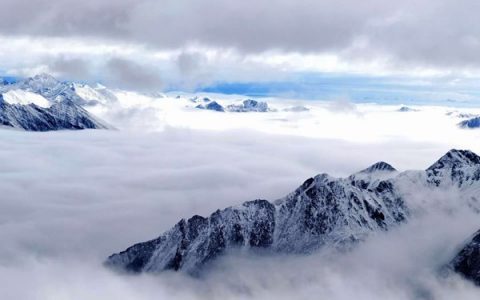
[1,0,480,69]
[177,52,205,76]
[104,57,163,91]
[175,51,214,90]
[326,98,362,115]
[50,56,93,80]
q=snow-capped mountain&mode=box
[459,117,480,129]
[0,73,88,105]
[106,150,480,275]
[0,74,111,131]
[0,95,108,131]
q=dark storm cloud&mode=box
[2,0,480,69]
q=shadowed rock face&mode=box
[106,150,480,275]
[451,231,480,285]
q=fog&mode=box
[2,103,480,299]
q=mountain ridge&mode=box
[106,149,480,275]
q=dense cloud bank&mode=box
[2,0,480,69]
[3,0,480,93]
[0,127,480,299]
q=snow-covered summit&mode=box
[426,149,480,187]
[359,161,397,174]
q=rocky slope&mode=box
[106,150,480,275]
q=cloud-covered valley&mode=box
[3,0,480,298]
[1,108,480,299]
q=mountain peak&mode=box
[426,149,480,186]
[427,149,480,171]
[359,161,397,174]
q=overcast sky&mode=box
[1,0,480,97]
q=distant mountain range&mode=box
[106,149,480,282]
[2,73,479,132]
[0,74,109,131]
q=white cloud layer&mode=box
[1,100,480,299]
[86,92,480,145]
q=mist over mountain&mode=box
[2,0,480,297]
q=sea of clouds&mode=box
[2,95,480,299]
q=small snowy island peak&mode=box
[106,149,480,283]
[459,117,480,129]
